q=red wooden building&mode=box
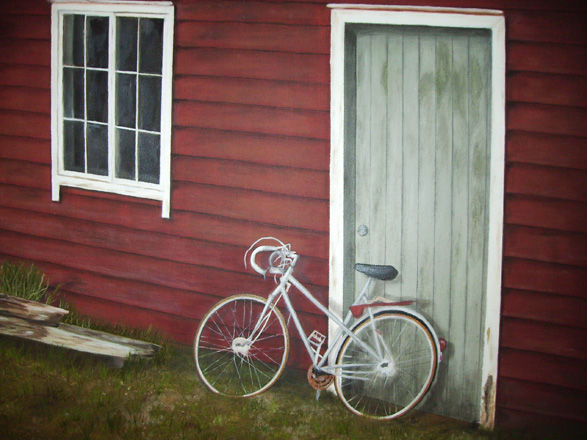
[0,0,585,429]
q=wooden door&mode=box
[343,25,492,421]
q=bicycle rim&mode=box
[194,294,289,397]
[334,311,438,420]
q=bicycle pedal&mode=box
[308,330,326,348]
[308,330,326,362]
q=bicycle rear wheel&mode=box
[194,294,289,397]
[334,311,438,420]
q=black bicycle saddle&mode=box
[355,263,399,281]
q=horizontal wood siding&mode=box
[497,0,587,429]
[0,0,585,428]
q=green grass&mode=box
[0,261,59,304]
[0,336,578,440]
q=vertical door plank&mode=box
[463,33,491,421]
[433,33,453,331]
[355,33,372,294]
[417,33,436,307]
[368,33,389,274]
[385,31,404,299]
[428,33,454,412]
[448,34,471,415]
[401,33,420,302]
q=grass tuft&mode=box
[0,261,59,304]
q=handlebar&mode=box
[244,237,297,278]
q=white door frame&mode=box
[328,4,505,428]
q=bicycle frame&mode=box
[248,252,387,376]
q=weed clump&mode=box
[0,261,59,304]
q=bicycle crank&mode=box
[307,366,334,391]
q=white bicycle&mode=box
[194,237,446,420]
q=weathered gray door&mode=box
[343,25,492,421]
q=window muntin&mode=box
[51,1,173,218]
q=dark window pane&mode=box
[87,70,108,123]
[116,128,136,180]
[87,123,108,175]
[116,73,136,128]
[116,17,138,71]
[138,76,161,132]
[63,67,84,119]
[87,16,109,68]
[63,120,85,172]
[63,14,84,66]
[138,132,159,183]
[139,18,163,74]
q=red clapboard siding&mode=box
[0,39,50,66]
[33,260,220,321]
[0,159,50,188]
[0,229,329,314]
[507,42,587,75]
[0,65,50,89]
[174,101,330,140]
[499,348,587,391]
[173,127,330,171]
[253,0,587,11]
[503,225,587,267]
[0,184,330,260]
[3,0,51,15]
[173,182,329,232]
[0,206,329,287]
[505,195,587,234]
[173,157,329,200]
[507,73,587,108]
[507,102,586,138]
[175,21,330,54]
[0,111,50,139]
[500,318,587,360]
[58,290,197,344]
[502,258,586,298]
[176,0,330,25]
[506,163,587,202]
[496,407,585,431]
[175,47,330,83]
[497,377,587,423]
[14,254,327,324]
[502,289,586,328]
[506,10,587,45]
[0,15,50,40]
[174,76,329,111]
[506,131,587,170]
[0,86,51,114]
[0,229,250,295]
[0,136,50,164]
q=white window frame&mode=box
[51,0,174,218]
[328,4,505,428]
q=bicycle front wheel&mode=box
[194,294,289,397]
[334,311,438,420]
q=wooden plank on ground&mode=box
[0,293,68,325]
[57,323,160,358]
[0,315,159,366]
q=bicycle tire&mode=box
[194,294,289,397]
[334,310,438,420]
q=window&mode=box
[51,1,174,217]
